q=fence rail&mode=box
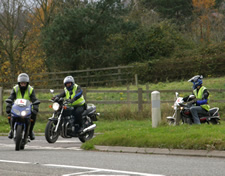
[0,66,135,89]
[1,87,225,116]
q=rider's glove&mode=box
[52,96,59,102]
[6,106,11,114]
[68,99,74,104]
[32,109,38,115]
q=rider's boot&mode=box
[8,118,13,139]
[78,118,85,134]
[29,121,35,140]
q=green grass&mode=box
[1,76,225,150]
[81,120,225,151]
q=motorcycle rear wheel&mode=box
[15,125,23,151]
[45,121,59,143]
[79,130,94,143]
[210,118,220,125]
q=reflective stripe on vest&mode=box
[13,85,33,100]
[64,84,85,106]
[193,86,210,111]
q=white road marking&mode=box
[0,160,30,164]
[0,143,82,150]
[45,164,165,176]
[0,160,165,176]
[63,169,101,176]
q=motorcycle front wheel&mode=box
[45,121,59,143]
[15,125,23,151]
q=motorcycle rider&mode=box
[183,75,210,124]
[6,73,39,140]
[53,76,86,133]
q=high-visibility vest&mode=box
[13,85,33,100]
[64,84,85,106]
[193,86,210,111]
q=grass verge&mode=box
[81,120,225,151]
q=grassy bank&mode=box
[82,120,225,151]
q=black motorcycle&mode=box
[45,90,99,143]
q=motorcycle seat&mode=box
[82,104,96,116]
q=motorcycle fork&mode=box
[54,108,64,133]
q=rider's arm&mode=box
[55,91,66,98]
[6,89,16,114]
[196,89,209,106]
[183,93,195,102]
[30,90,39,113]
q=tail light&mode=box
[184,111,191,115]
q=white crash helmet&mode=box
[17,73,29,83]
[63,76,75,86]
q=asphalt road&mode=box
[0,136,225,176]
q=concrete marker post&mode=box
[151,91,161,128]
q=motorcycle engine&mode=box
[64,115,80,137]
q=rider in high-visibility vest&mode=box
[6,73,40,140]
[183,75,210,124]
[53,76,86,133]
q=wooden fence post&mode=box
[138,88,143,112]
[118,66,121,81]
[146,84,150,104]
[83,87,87,101]
[86,68,90,86]
[127,85,130,107]
[135,74,138,87]
[0,87,3,116]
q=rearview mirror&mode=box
[175,92,179,98]
[50,89,54,93]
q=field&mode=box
[0,76,225,150]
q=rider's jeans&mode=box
[190,106,206,124]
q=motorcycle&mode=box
[167,92,220,125]
[5,98,40,151]
[45,89,99,144]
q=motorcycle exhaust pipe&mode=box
[82,124,96,133]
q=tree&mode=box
[0,0,30,82]
[141,0,193,25]
[41,0,134,70]
[192,0,216,42]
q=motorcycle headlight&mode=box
[52,102,60,111]
[21,111,27,116]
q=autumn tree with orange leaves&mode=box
[192,0,216,42]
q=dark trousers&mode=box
[72,105,85,126]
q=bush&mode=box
[131,42,225,83]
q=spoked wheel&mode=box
[79,130,94,143]
[167,119,175,126]
[45,121,59,143]
[15,125,23,151]
[210,118,220,125]
[78,121,95,143]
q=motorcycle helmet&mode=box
[17,73,29,90]
[188,75,203,89]
[63,76,75,91]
